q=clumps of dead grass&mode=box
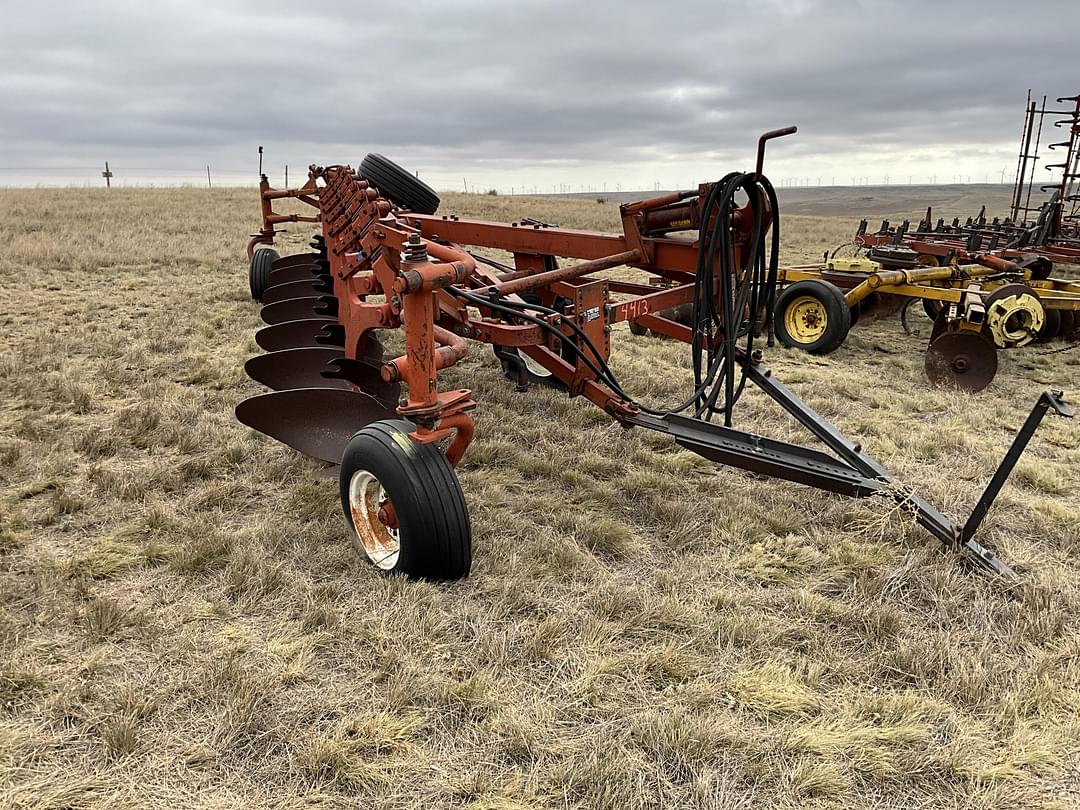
[1,188,1078,808]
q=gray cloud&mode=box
[1,0,1077,187]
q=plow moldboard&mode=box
[260,296,337,325]
[245,347,351,391]
[255,318,340,352]
[270,253,321,271]
[235,387,397,464]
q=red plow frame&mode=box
[237,134,1072,581]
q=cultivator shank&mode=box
[238,136,1071,580]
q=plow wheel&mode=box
[359,154,441,215]
[340,420,470,580]
[925,330,998,392]
[249,248,280,302]
[774,280,851,354]
[983,283,1044,348]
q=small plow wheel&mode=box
[774,280,851,354]
[340,420,471,580]
[925,330,998,392]
[983,283,1044,348]
[249,248,280,301]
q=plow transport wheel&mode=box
[774,279,851,354]
[359,154,441,216]
[250,248,280,302]
[340,420,471,580]
[925,330,998,392]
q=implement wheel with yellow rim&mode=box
[774,280,852,354]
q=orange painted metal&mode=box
[250,163,767,465]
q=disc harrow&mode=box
[238,132,1073,581]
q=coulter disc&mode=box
[236,388,398,465]
[925,330,998,392]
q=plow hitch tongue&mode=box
[235,147,1074,582]
[624,377,1072,579]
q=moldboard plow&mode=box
[237,131,1072,580]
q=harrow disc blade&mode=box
[245,347,351,391]
[260,296,337,325]
[271,253,321,271]
[262,278,332,306]
[268,264,325,287]
[925,330,998,392]
[236,388,397,464]
[255,318,339,352]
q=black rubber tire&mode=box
[1037,309,1062,343]
[773,280,851,354]
[339,419,471,580]
[1059,310,1078,341]
[849,299,862,328]
[923,298,943,321]
[250,248,280,302]
[359,154,440,215]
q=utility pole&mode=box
[285,165,289,186]
[207,165,212,189]
[102,161,112,189]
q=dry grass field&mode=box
[2,186,1080,809]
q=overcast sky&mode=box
[1,0,1078,189]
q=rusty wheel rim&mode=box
[347,470,399,570]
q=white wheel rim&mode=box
[517,349,552,378]
[347,470,400,570]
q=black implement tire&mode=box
[359,154,440,215]
[250,248,279,302]
[773,280,851,354]
[340,420,470,580]
[1037,309,1062,343]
